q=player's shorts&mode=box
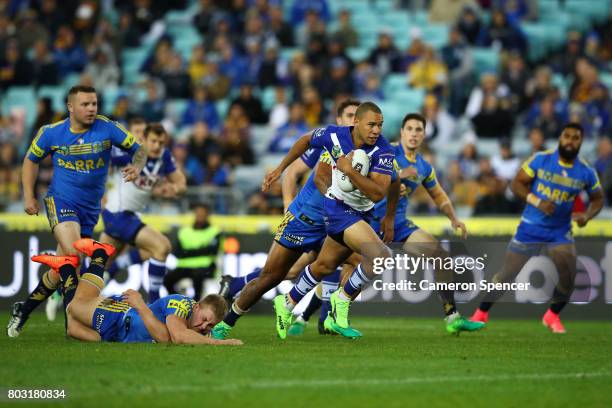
[509,221,574,255]
[91,295,131,342]
[43,195,99,237]
[323,196,373,239]
[370,217,418,243]
[101,209,145,244]
[274,210,326,253]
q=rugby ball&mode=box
[337,149,370,192]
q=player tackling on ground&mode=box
[470,123,603,333]
[7,85,146,337]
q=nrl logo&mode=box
[92,141,104,153]
[331,146,342,158]
[54,145,70,155]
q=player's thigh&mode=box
[53,221,82,256]
[67,313,101,342]
[134,226,171,258]
[548,243,577,278]
[98,232,126,264]
[261,241,303,281]
[286,251,317,280]
[496,249,532,282]
[343,220,391,261]
[311,237,353,277]
[68,295,104,328]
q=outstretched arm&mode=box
[427,184,467,239]
[262,133,312,192]
[166,315,243,345]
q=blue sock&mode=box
[223,302,247,327]
[229,267,262,297]
[287,265,320,308]
[342,264,371,299]
[148,258,166,302]
[319,269,340,323]
[129,248,143,265]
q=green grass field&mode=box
[1,314,611,407]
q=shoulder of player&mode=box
[577,156,595,170]
[37,118,67,136]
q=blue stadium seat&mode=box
[383,73,409,95]
[37,86,67,113]
[215,98,230,119]
[2,86,37,131]
[377,101,404,139]
[102,87,123,115]
[388,88,425,112]
[600,73,612,93]
[166,99,188,124]
[347,47,370,63]
[472,47,499,75]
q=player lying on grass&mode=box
[31,238,242,345]
[470,123,603,333]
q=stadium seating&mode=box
[37,86,67,113]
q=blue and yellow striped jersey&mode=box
[521,149,601,227]
[121,294,197,343]
[374,144,438,221]
[288,150,333,224]
[27,115,140,209]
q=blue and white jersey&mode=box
[105,147,177,213]
[310,125,394,212]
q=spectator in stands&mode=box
[301,86,326,127]
[0,142,20,210]
[36,0,67,34]
[16,9,49,51]
[399,30,426,72]
[430,0,479,24]
[242,9,273,51]
[358,72,384,102]
[446,159,479,208]
[187,121,221,166]
[456,5,482,45]
[218,42,248,89]
[570,58,606,104]
[140,81,166,123]
[188,44,211,85]
[525,65,555,106]
[456,136,480,180]
[52,25,88,76]
[142,37,173,77]
[202,151,231,186]
[409,45,448,95]
[422,93,457,149]
[268,101,309,153]
[333,9,358,48]
[84,48,120,90]
[551,31,583,77]
[477,9,527,53]
[368,31,401,77]
[173,142,205,186]
[0,109,18,143]
[0,39,33,89]
[110,94,134,125]
[471,94,514,138]
[500,51,530,113]
[247,178,283,214]
[220,104,254,165]
[30,39,59,87]
[585,84,611,138]
[244,37,264,84]
[123,0,160,37]
[193,0,220,38]
[183,85,220,130]
[199,59,231,100]
[527,127,547,155]
[496,0,537,23]
[441,27,474,116]
[73,1,100,40]
[258,42,283,87]
[159,53,191,99]
[31,98,60,140]
[0,14,13,58]
[321,57,354,99]
[524,96,565,140]
[473,156,515,214]
[491,139,520,182]
[465,72,510,118]
[231,83,267,124]
[115,11,142,50]
[269,5,294,47]
[290,0,331,25]
[594,137,612,204]
[268,86,290,129]
[296,9,327,50]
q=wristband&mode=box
[526,193,541,208]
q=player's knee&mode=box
[153,236,172,259]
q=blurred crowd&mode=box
[0,0,610,215]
